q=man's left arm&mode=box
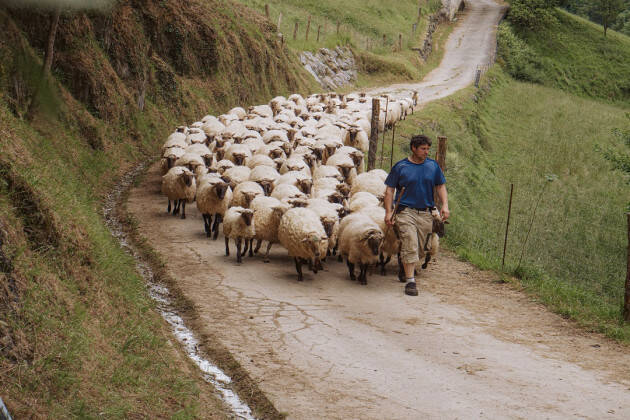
[436,183,449,221]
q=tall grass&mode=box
[392,68,630,339]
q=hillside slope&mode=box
[0,0,315,417]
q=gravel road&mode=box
[127,1,630,418]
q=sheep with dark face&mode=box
[338,218,384,285]
[161,167,196,219]
[196,176,232,239]
[223,207,255,264]
[421,208,447,269]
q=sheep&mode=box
[357,205,401,275]
[420,208,447,269]
[187,128,207,145]
[335,146,365,173]
[274,171,313,195]
[343,126,369,155]
[162,132,188,151]
[279,156,311,176]
[249,165,280,196]
[242,137,266,155]
[255,143,286,160]
[313,164,344,182]
[278,208,329,281]
[350,172,386,199]
[174,152,205,173]
[325,151,357,184]
[223,207,255,263]
[368,168,388,183]
[247,154,277,169]
[348,191,380,212]
[306,200,340,257]
[161,167,196,219]
[338,218,384,285]
[196,177,232,239]
[313,188,345,205]
[225,143,252,166]
[271,183,306,203]
[248,104,273,119]
[250,196,289,262]
[232,181,265,208]
[228,106,247,120]
[186,143,214,167]
[213,159,235,174]
[160,146,186,175]
[222,166,251,189]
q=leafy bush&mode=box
[497,23,544,82]
[508,0,559,30]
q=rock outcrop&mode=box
[300,47,358,90]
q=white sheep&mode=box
[368,168,388,183]
[249,165,280,196]
[306,200,340,257]
[174,152,205,172]
[274,171,313,195]
[160,146,186,175]
[222,166,251,189]
[162,132,187,151]
[225,143,252,166]
[213,159,235,174]
[247,154,278,169]
[223,207,255,263]
[357,205,401,275]
[348,191,380,212]
[196,177,232,239]
[161,167,196,219]
[338,217,384,285]
[251,196,289,262]
[278,208,329,281]
[350,172,386,199]
[326,151,357,185]
[271,183,306,203]
[232,181,265,208]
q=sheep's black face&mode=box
[270,150,283,159]
[350,153,362,168]
[339,166,351,179]
[203,156,213,166]
[182,173,193,187]
[349,129,358,142]
[215,183,228,200]
[176,127,186,133]
[336,183,350,197]
[216,149,226,161]
[241,211,254,226]
[299,180,312,195]
[167,156,176,169]
[322,220,334,238]
[312,148,323,161]
[234,155,245,166]
[366,233,382,256]
[259,181,272,196]
[325,145,337,158]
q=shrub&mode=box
[497,23,544,82]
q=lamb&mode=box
[350,172,386,199]
[278,208,329,281]
[338,218,384,285]
[232,181,265,208]
[161,166,196,219]
[249,165,280,196]
[250,196,289,262]
[222,166,251,189]
[195,175,232,237]
[223,207,255,263]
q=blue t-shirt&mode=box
[384,158,446,208]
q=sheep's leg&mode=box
[254,239,263,254]
[347,260,356,281]
[225,237,230,256]
[180,200,186,219]
[313,258,322,274]
[263,242,272,263]
[248,238,254,257]
[294,258,304,281]
[236,238,243,263]
[397,253,406,282]
[203,214,212,237]
[212,214,222,240]
[380,254,391,276]
[332,245,338,256]
[172,200,180,216]
[421,254,431,269]
[359,263,368,285]
[242,238,249,255]
[167,200,171,214]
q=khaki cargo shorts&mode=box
[395,208,433,265]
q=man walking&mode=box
[384,134,449,296]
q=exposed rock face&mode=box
[441,0,465,21]
[300,47,358,90]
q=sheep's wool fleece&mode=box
[161,167,196,202]
[338,219,382,265]
[278,208,328,259]
[223,207,255,239]
[351,173,386,198]
[196,181,232,216]
[251,196,285,242]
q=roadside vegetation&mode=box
[391,7,630,340]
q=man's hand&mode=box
[385,211,395,226]
[440,205,450,221]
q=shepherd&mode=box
[384,134,450,296]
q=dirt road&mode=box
[128,0,630,418]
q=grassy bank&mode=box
[0,0,312,417]
[391,67,630,340]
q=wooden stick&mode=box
[306,15,312,40]
[502,183,514,272]
[293,21,299,41]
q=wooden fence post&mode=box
[317,25,321,42]
[293,21,299,41]
[624,213,630,321]
[368,98,380,170]
[436,136,447,172]
[383,33,387,47]
[336,21,340,35]
[277,13,282,30]
[502,184,514,271]
[399,33,403,51]
[305,15,311,40]
[265,4,269,18]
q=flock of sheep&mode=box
[159,90,440,284]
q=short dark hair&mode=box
[410,134,432,149]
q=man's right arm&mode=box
[384,186,396,225]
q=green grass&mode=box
[390,67,630,339]
[499,9,630,104]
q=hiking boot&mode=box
[405,282,418,296]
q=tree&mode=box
[508,0,560,30]
[590,0,625,36]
